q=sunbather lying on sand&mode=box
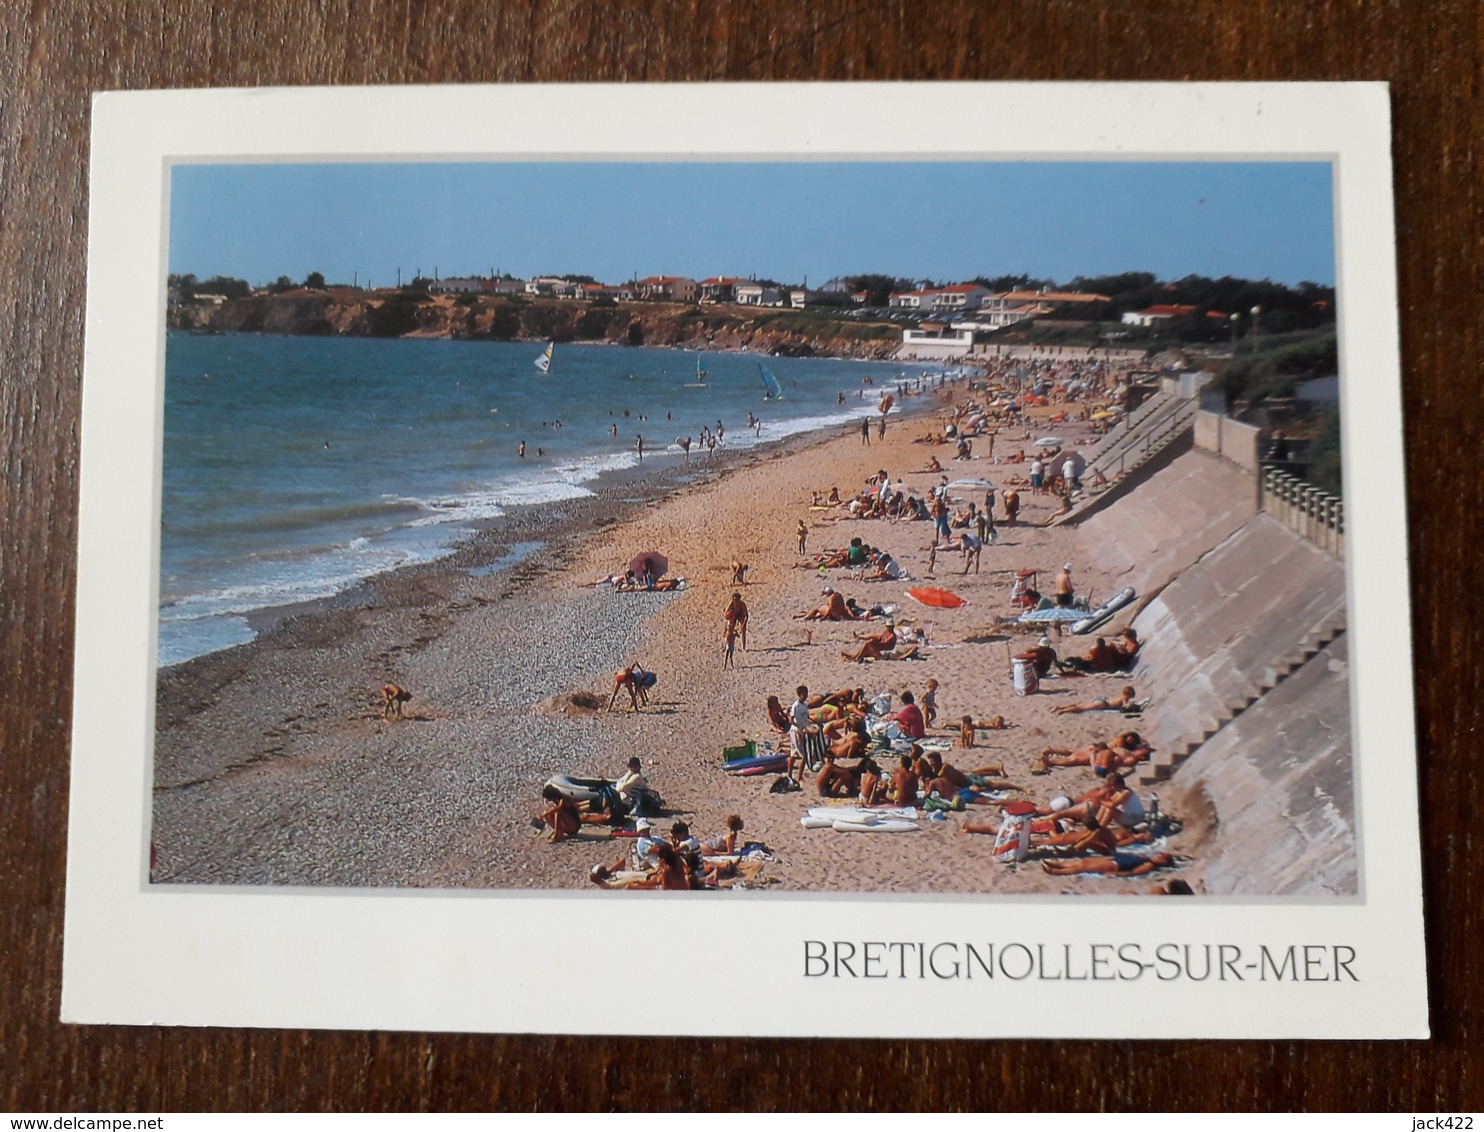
[1033,773,1143,829]
[704,815,745,856]
[921,753,1021,796]
[812,687,864,709]
[1034,732,1152,775]
[1042,850,1175,877]
[841,624,896,663]
[590,857,661,889]
[860,552,905,581]
[1052,685,1138,714]
[796,590,864,621]
[959,715,1009,747]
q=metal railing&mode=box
[1260,466,1345,559]
[1087,400,1197,483]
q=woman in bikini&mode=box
[1052,685,1137,715]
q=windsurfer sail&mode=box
[534,341,554,374]
[758,363,783,401]
[685,354,707,388]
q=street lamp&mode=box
[1230,311,1241,353]
[1250,305,1262,353]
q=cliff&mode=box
[168,289,904,359]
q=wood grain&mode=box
[3,0,1479,1111]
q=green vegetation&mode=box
[169,273,252,301]
[1303,406,1343,499]
[1215,330,1338,405]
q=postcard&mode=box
[64,82,1426,1037]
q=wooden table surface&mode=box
[3,0,1479,1112]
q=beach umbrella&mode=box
[906,587,967,609]
[629,551,669,578]
[1034,436,1064,447]
[1017,607,1086,623]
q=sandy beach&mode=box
[153,374,1188,896]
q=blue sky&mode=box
[169,161,1335,288]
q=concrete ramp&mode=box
[1078,449,1257,597]
[1073,444,1354,896]
[1161,635,1355,895]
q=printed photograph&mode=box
[151,159,1350,897]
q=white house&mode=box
[736,282,782,306]
[525,276,570,296]
[480,278,526,296]
[929,284,990,312]
[1121,304,1196,327]
[430,276,484,294]
[636,276,698,302]
[699,276,745,302]
[888,289,932,309]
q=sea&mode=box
[159,332,940,667]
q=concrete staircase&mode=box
[1120,513,1349,787]
[1052,394,1199,524]
[1138,614,1347,785]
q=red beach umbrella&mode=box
[629,551,669,578]
[905,587,966,609]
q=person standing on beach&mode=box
[724,591,749,651]
[788,685,813,782]
[861,417,871,446]
[636,435,644,462]
[877,413,887,440]
[1054,563,1075,606]
[796,519,808,556]
[723,619,738,670]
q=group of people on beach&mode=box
[529,357,1187,891]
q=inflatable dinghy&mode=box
[1072,587,1136,635]
[545,774,611,803]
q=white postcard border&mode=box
[65,82,1425,1038]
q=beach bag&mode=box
[1012,657,1039,696]
[992,803,1035,862]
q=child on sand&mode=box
[797,519,808,555]
[921,679,939,727]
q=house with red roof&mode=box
[699,276,746,302]
[1122,304,1197,327]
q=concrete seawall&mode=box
[1074,447,1354,895]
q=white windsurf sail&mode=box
[534,341,554,374]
